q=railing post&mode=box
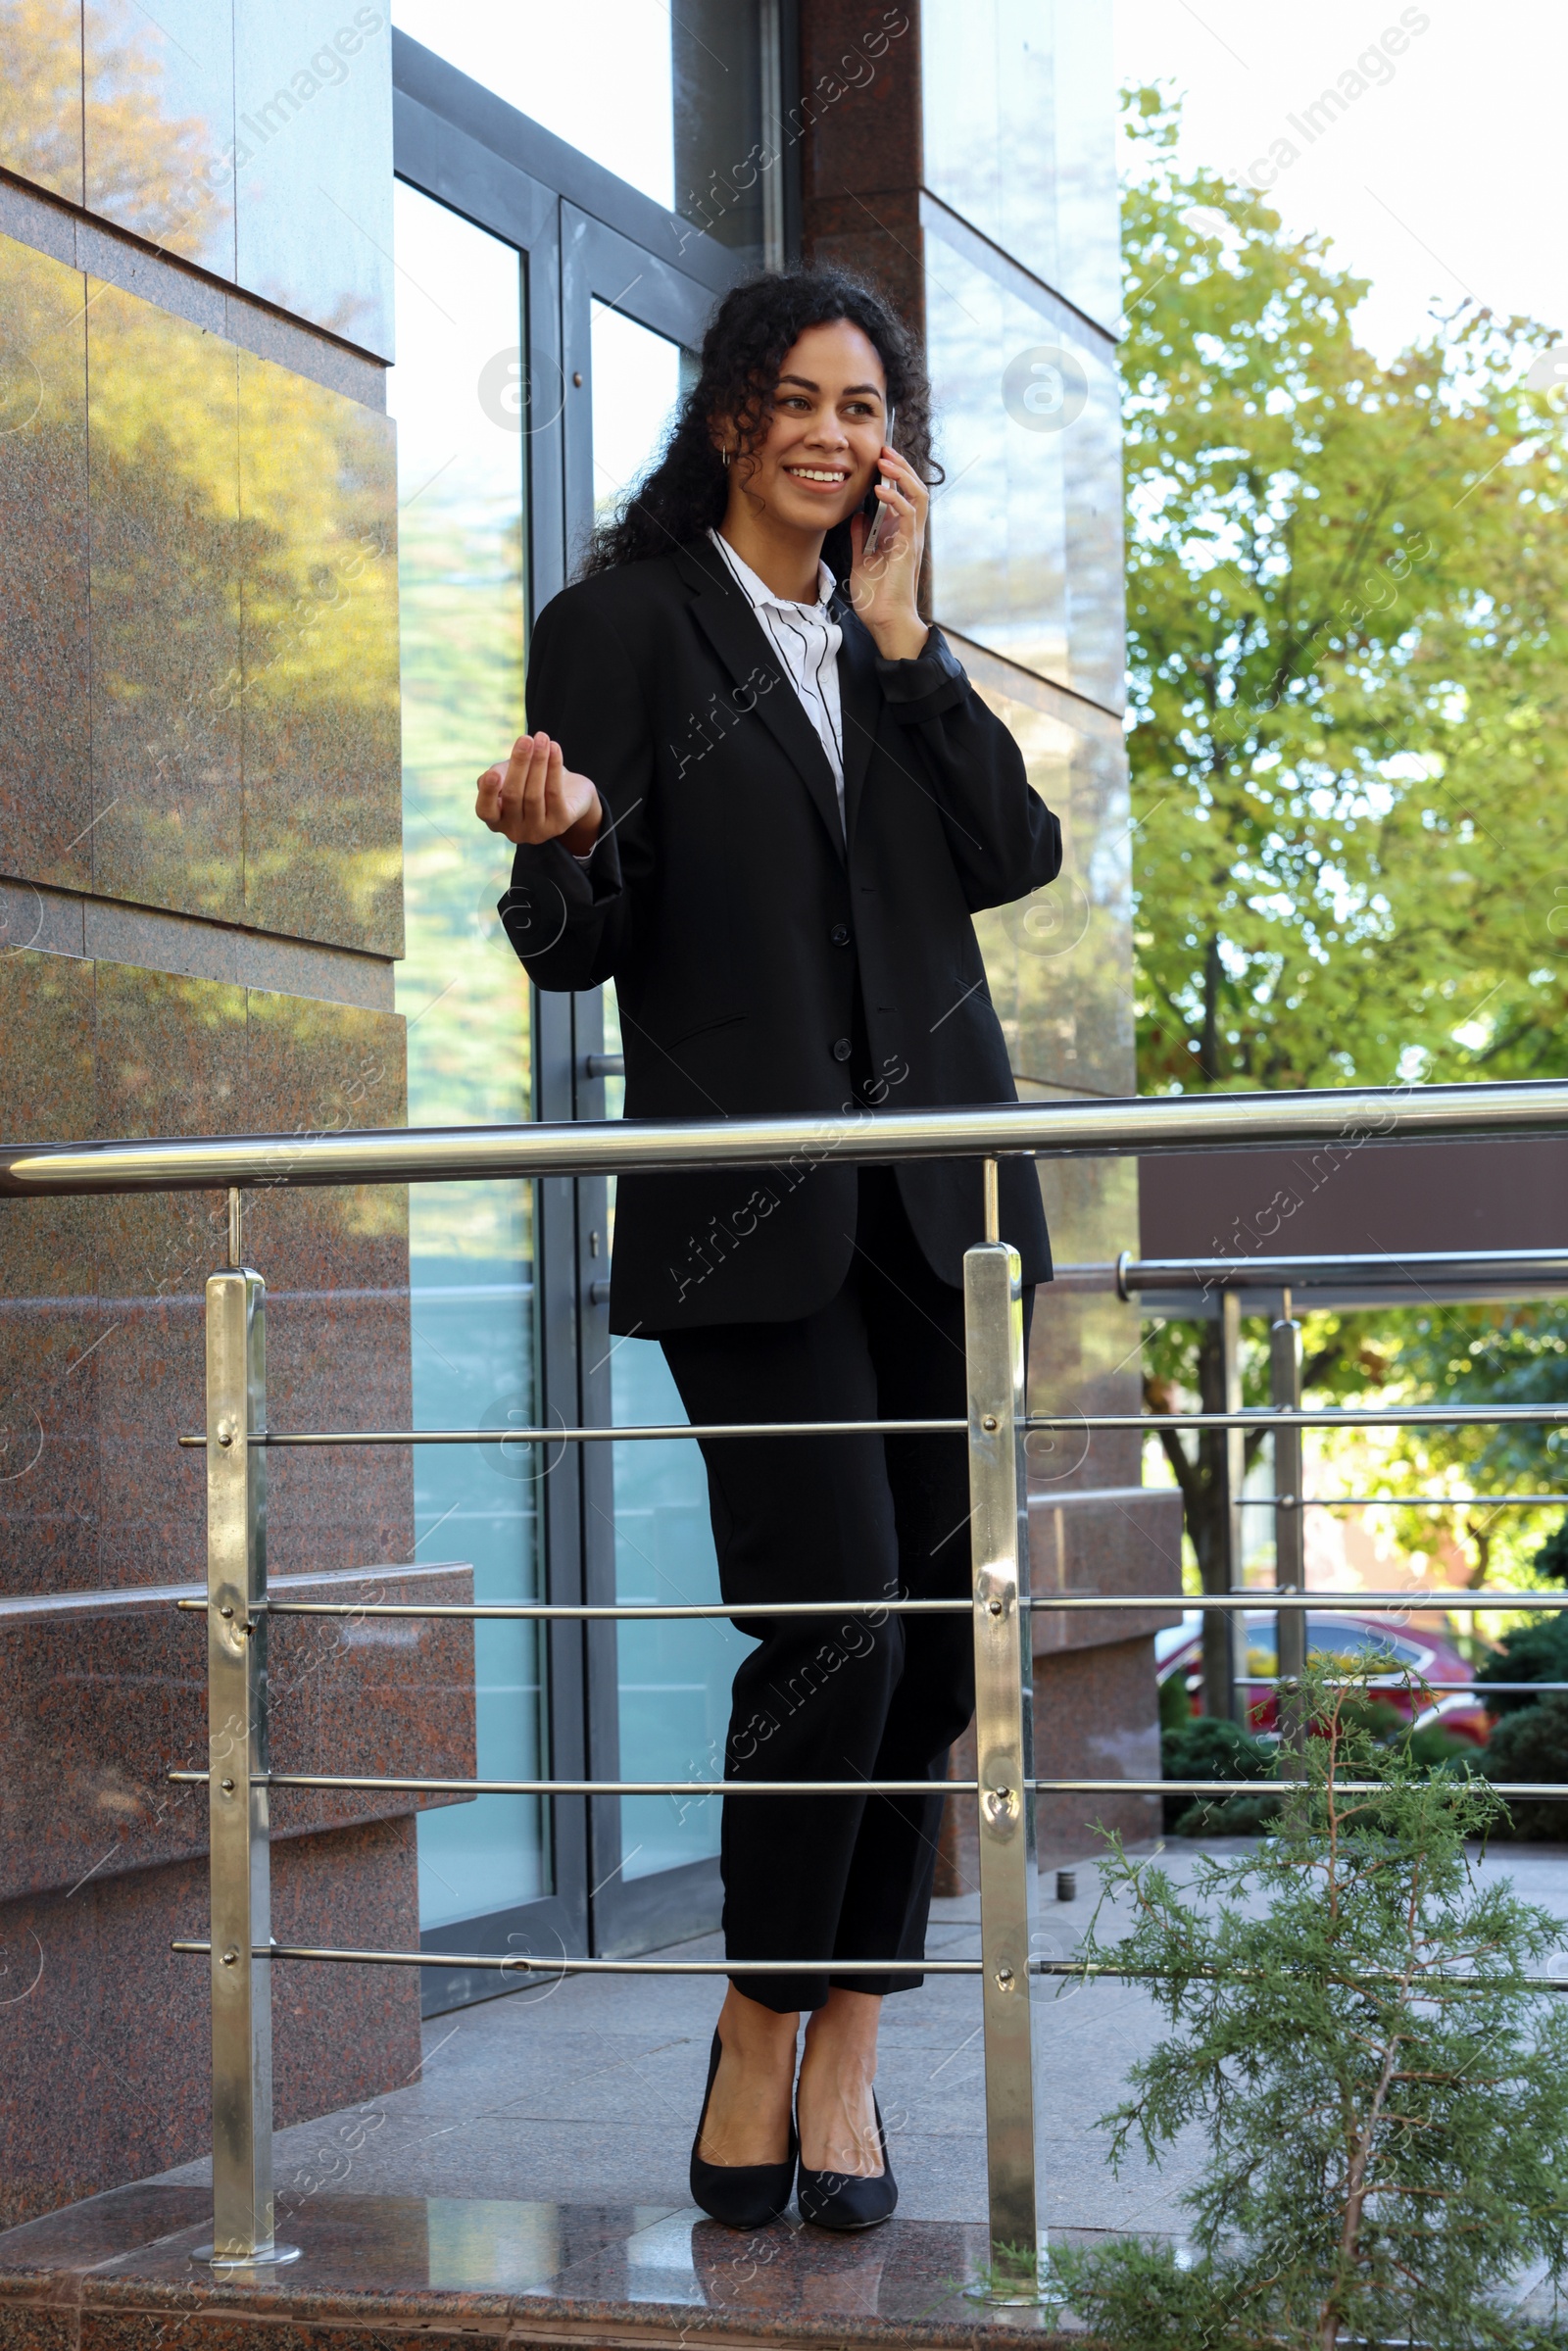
[194,1266,296,2268]
[966,1159,1039,2257]
[1271,1288,1306,1750]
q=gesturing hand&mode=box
[476,731,603,854]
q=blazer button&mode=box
[830,923,851,947]
[832,1037,854,1062]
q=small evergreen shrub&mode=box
[1486,1693,1568,1841]
[1160,1714,1279,1836]
[1056,1667,1568,2350]
[1158,1665,1195,1737]
[1532,1513,1568,1587]
[1478,1617,1568,1714]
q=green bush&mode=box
[1056,1667,1568,2349]
[1160,1714,1277,1835]
[1157,1666,1194,1738]
[1478,1618,1568,1714]
[1485,1692,1568,1841]
[1533,1513,1568,1586]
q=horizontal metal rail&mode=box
[12,1076,1568,1198]
[175,1416,964,1448]
[1120,1246,1568,1296]
[1056,1778,1567,1797]
[1033,1592,1568,1612]
[1241,1494,1568,1508]
[1244,1680,1568,1695]
[1028,1959,1568,1990]
[172,1771,976,1796]
[167,1941,1568,1990]
[173,1595,973,1620]
[1048,1406,1568,1431]
[176,1405,1568,1445]
[171,1942,988,1976]
[169,1590,1568,1625]
[167,1769,1568,1799]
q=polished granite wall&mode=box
[0,0,426,2226]
[801,1,1176,1866]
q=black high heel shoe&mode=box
[796,2091,898,2230]
[689,2031,798,2229]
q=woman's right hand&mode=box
[476,731,603,854]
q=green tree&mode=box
[1122,85,1568,1095]
[1056,1670,1568,2349]
[1124,83,1568,1605]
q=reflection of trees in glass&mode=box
[81,281,242,918]
[395,494,530,1260]
[0,0,88,201]
[969,695,1117,1097]
[68,273,401,940]
[82,0,228,269]
[237,351,401,948]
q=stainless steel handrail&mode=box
[174,1771,984,1797]
[10,1074,1568,1195]
[165,1941,1568,1989]
[1119,1245,1568,1296]
[167,1769,1568,1800]
[175,1596,974,1620]
[10,1078,1568,2269]
[1240,1494,1568,1508]
[170,1942,998,1976]
[176,1403,1568,1445]
[169,1588,1568,1625]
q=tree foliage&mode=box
[1122,84,1568,1096]
[1057,1671,1568,2348]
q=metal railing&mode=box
[10,1078,1568,2269]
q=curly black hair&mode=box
[580,265,937,582]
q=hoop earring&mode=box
[722,448,732,469]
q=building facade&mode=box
[0,0,1175,2223]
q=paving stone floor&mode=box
[149,1838,1568,2238]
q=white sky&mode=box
[1114,0,1568,360]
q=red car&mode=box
[1155,1610,1493,1747]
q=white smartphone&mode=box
[862,404,898,556]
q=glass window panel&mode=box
[920,0,1120,337]
[387,180,543,1929]
[590,312,742,1880]
[590,298,682,531]
[83,0,235,277]
[925,219,1122,702]
[389,0,772,264]
[925,228,1067,683]
[392,0,675,211]
[232,0,395,359]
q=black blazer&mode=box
[501,536,1062,1334]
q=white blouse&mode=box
[706,527,847,835]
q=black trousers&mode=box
[661,1164,1034,2013]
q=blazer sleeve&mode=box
[497,588,655,993]
[877,626,1062,911]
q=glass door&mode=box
[389,177,586,2010]
[562,225,752,1954]
[391,31,758,1990]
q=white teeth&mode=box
[787,467,847,482]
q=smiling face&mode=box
[725,318,889,537]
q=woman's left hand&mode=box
[847,445,929,661]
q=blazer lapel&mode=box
[676,540,846,859]
[833,598,881,852]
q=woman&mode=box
[476,268,1060,2229]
